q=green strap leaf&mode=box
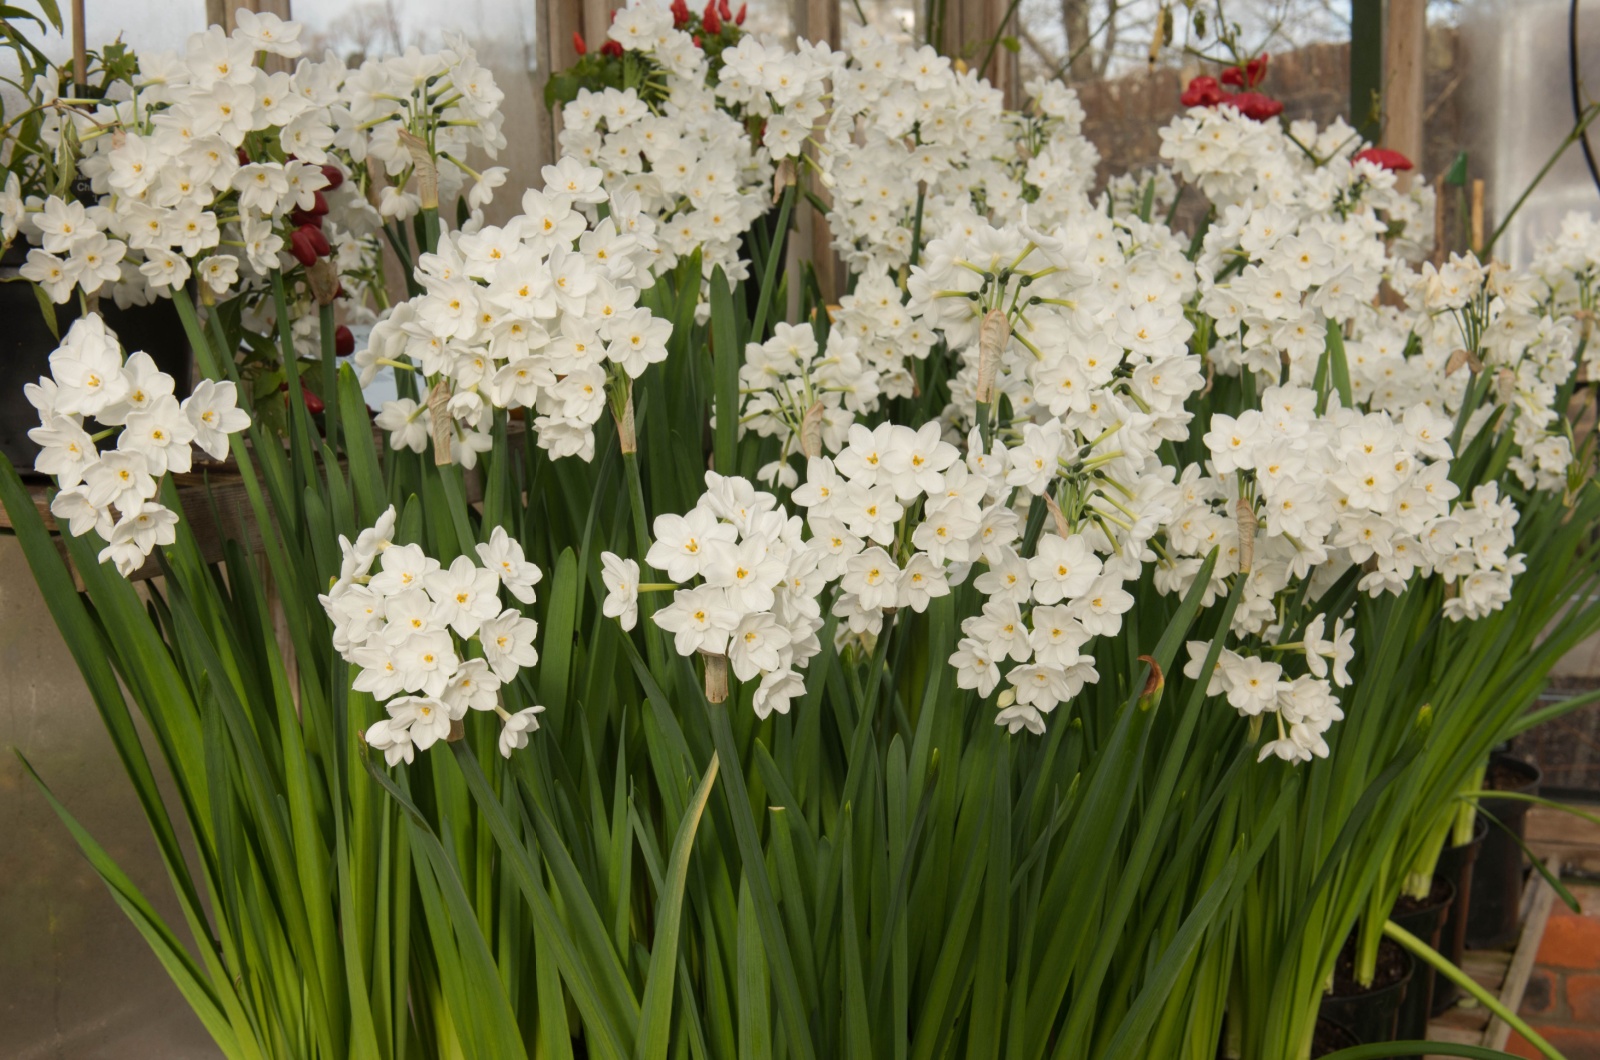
[635,754,720,1060]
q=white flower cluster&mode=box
[603,470,825,719]
[908,216,1202,444]
[361,160,665,465]
[1178,389,1523,629]
[27,315,251,575]
[1183,611,1351,763]
[604,417,1159,737]
[320,509,546,763]
[558,80,770,285]
[6,15,508,317]
[738,272,937,484]
[822,40,1099,276]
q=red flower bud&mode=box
[1221,54,1269,89]
[735,3,746,24]
[290,189,331,229]
[320,163,345,190]
[289,224,331,267]
[1353,146,1414,172]
[693,33,703,47]
[703,0,721,33]
[718,0,731,21]
[334,324,355,356]
[236,147,251,166]
[1229,91,1283,122]
[572,31,587,55]
[671,0,691,26]
[1180,75,1226,108]
[600,39,624,57]
[279,383,326,415]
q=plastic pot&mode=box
[1320,936,1414,1053]
[1431,816,1487,1016]
[1465,753,1542,951]
[0,245,192,471]
[1391,877,1454,1040]
[1311,1017,1362,1058]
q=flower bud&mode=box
[290,224,331,266]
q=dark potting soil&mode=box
[1310,1017,1361,1057]
[1486,758,1536,791]
[1393,875,1452,914]
[1328,935,1409,998]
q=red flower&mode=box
[1353,147,1414,172]
[693,33,703,47]
[703,0,721,33]
[671,0,691,26]
[319,163,345,190]
[599,39,623,57]
[334,325,355,357]
[1229,92,1283,121]
[572,31,587,55]
[718,0,731,20]
[289,224,331,267]
[1221,53,1270,89]
[1180,75,1227,108]
[734,3,746,23]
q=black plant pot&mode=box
[1391,877,1454,1041]
[1320,936,1414,1054]
[1431,816,1488,1016]
[1311,1017,1362,1058]
[1465,753,1542,951]
[0,245,192,471]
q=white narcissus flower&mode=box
[83,449,156,513]
[654,585,740,657]
[476,526,543,604]
[479,609,540,682]
[425,556,503,637]
[183,379,251,459]
[29,416,98,487]
[498,705,545,757]
[387,696,453,750]
[1027,534,1102,606]
[600,552,641,631]
[49,316,129,417]
[121,395,198,476]
[442,659,501,717]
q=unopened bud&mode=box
[447,718,465,742]
[1495,367,1515,405]
[1137,655,1164,711]
[1235,498,1256,575]
[702,652,729,703]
